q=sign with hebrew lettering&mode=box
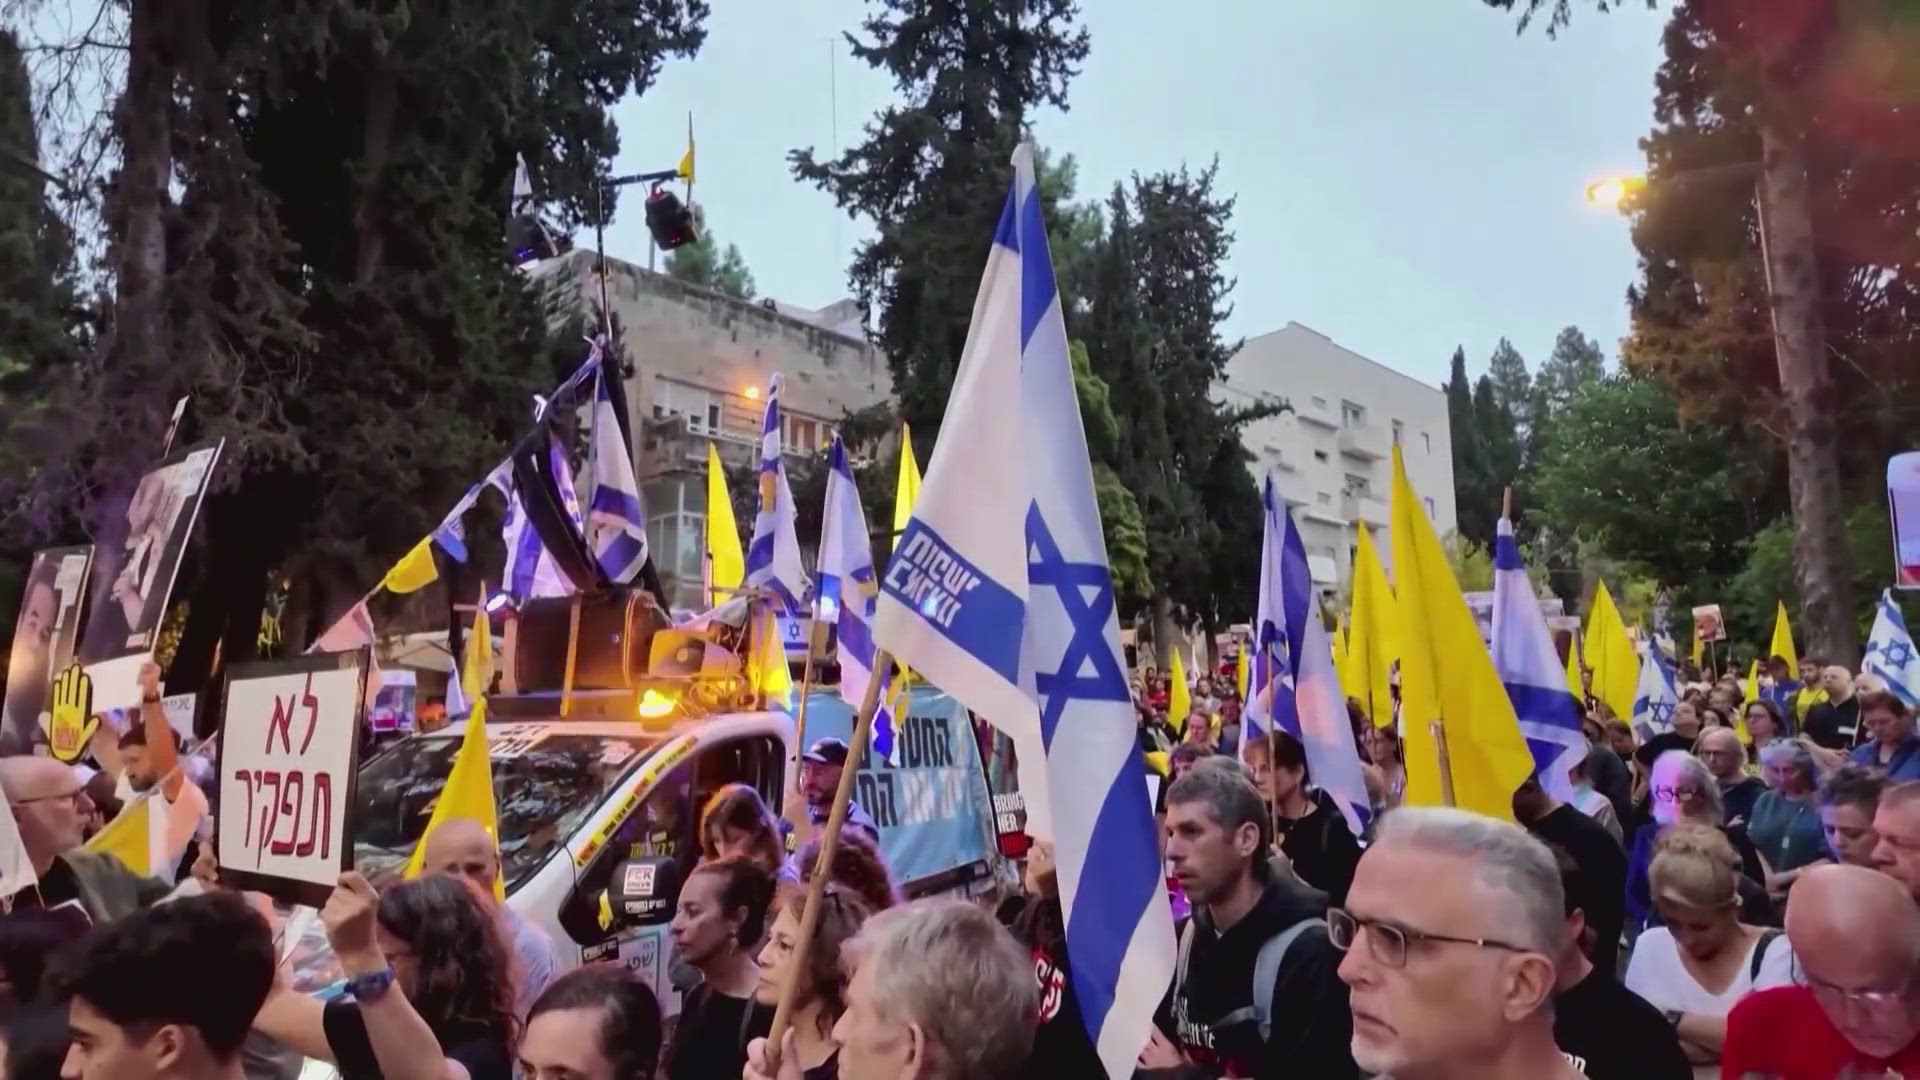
[216,650,368,906]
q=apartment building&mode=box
[535,249,893,611]
[1216,322,1456,594]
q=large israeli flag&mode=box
[1243,479,1306,744]
[1631,637,1680,740]
[744,373,808,614]
[496,438,577,602]
[585,370,650,584]
[1490,517,1587,801]
[818,437,897,762]
[1276,482,1370,835]
[1865,589,1920,707]
[872,144,1172,1076]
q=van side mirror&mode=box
[605,856,681,928]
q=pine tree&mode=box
[665,228,756,300]
[791,0,1090,448]
[1444,347,1496,548]
[1535,325,1606,415]
[1486,337,1532,437]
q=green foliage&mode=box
[1727,502,1897,650]
[790,0,1090,445]
[1443,534,1495,592]
[664,227,756,300]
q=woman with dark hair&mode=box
[0,907,89,1012]
[253,873,517,1079]
[795,829,900,914]
[699,783,794,883]
[518,964,662,1080]
[666,857,776,1079]
[1243,729,1362,903]
[1002,840,1102,1077]
[750,880,874,1079]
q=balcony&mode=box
[1342,491,1389,526]
[1297,400,1340,429]
[1337,422,1389,461]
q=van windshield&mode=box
[350,727,660,891]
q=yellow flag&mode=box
[1583,582,1639,723]
[86,790,171,879]
[1389,445,1533,821]
[1235,646,1249,700]
[1743,659,1760,705]
[405,697,504,900]
[463,590,492,706]
[1349,524,1399,727]
[749,603,795,712]
[706,443,745,606]
[1168,648,1191,734]
[1565,636,1584,701]
[1690,631,1704,669]
[894,423,923,549]
[676,114,694,182]
[379,537,439,595]
[1334,614,1359,707]
[1768,602,1798,671]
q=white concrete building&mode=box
[1217,322,1455,593]
[535,250,893,610]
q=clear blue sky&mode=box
[603,0,1668,388]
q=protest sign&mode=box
[78,441,223,710]
[46,665,96,765]
[1891,452,1920,589]
[3,547,91,754]
[216,650,369,907]
[1692,604,1727,644]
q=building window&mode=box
[1313,450,1329,463]
[654,377,719,434]
[1391,419,1404,443]
[1344,474,1371,496]
[1424,496,1435,517]
[1311,395,1328,410]
[1342,401,1366,427]
[1316,492,1332,505]
[1422,432,1432,453]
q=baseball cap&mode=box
[802,738,850,767]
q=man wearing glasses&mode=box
[0,755,174,920]
[1722,864,1920,1076]
[1331,806,1584,1080]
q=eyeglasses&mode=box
[1326,908,1533,969]
[1652,785,1703,801]
[14,786,87,807]
[1791,955,1920,1013]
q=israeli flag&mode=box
[1865,589,1920,707]
[585,370,650,584]
[1244,478,1307,744]
[871,144,1172,1076]
[1275,481,1370,835]
[1490,517,1588,801]
[496,436,577,602]
[744,373,808,614]
[818,436,897,762]
[1631,637,1680,740]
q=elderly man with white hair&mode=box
[745,898,1037,1080]
[1332,806,1583,1080]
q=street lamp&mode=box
[1583,175,1645,209]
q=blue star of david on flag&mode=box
[1866,589,1920,708]
[1028,508,1131,747]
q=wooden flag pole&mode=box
[763,647,891,1074]
[1430,719,1457,807]
[789,615,826,767]
[1502,486,1513,523]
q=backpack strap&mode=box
[1749,927,1784,983]
[1175,917,1197,997]
[1208,916,1321,1043]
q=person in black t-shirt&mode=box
[252,874,517,1080]
[1001,840,1103,1079]
[1539,843,1690,1080]
[1245,731,1362,905]
[1803,666,1862,750]
[1514,777,1627,979]
[520,964,663,1080]
[665,857,776,1080]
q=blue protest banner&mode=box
[801,687,997,888]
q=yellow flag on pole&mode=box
[1334,614,1360,707]
[706,443,745,607]
[1389,445,1533,821]
[1690,630,1704,669]
[1565,635,1585,701]
[85,790,173,880]
[1168,648,1191,734]
[676,114,694,182]
[1768,602,1798,671]
[1583,582,1639,723]
[463,589,492,706]
[749,602,795,713]
[1349,524,1399,727]
[379,537,439,595]
[1235,646,1249,700]
[405,697,504,900]
[894,423,923,549]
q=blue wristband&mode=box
[344,967,395,1003]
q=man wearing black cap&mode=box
[794,737,879,845]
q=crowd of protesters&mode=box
[2,650,1920,1080]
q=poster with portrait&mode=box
[3,547,93,755]
[1691,604,1727,644]
[76,441,224,711]
[1890,451,1920,589]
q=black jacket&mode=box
[1000,896,1104,1079]
[1147,875,1357,1079]
[1275,789,1362,906]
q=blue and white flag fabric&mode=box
[871,144,1172,1077]
[744,373,808,614]
[1276,485,1371,836]
[495,437,577,602]
[1490,516,1588,802]
[1630,636,1680,741]
[585,370,650,584]
[1243,478,1307,745]
[1865,589,1920,707]
[818,436,898,763]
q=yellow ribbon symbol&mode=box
[47,665,97,764]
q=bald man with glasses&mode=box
[0,756,173,921]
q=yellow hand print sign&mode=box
[47,664,97,764]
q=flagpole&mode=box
[764,647,891,1074]
[1430,720,1457,807]
[789,614,824,768]
[560,593,583,718]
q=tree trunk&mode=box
[1150,594,1176,671]
[1758,123,1856,662]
